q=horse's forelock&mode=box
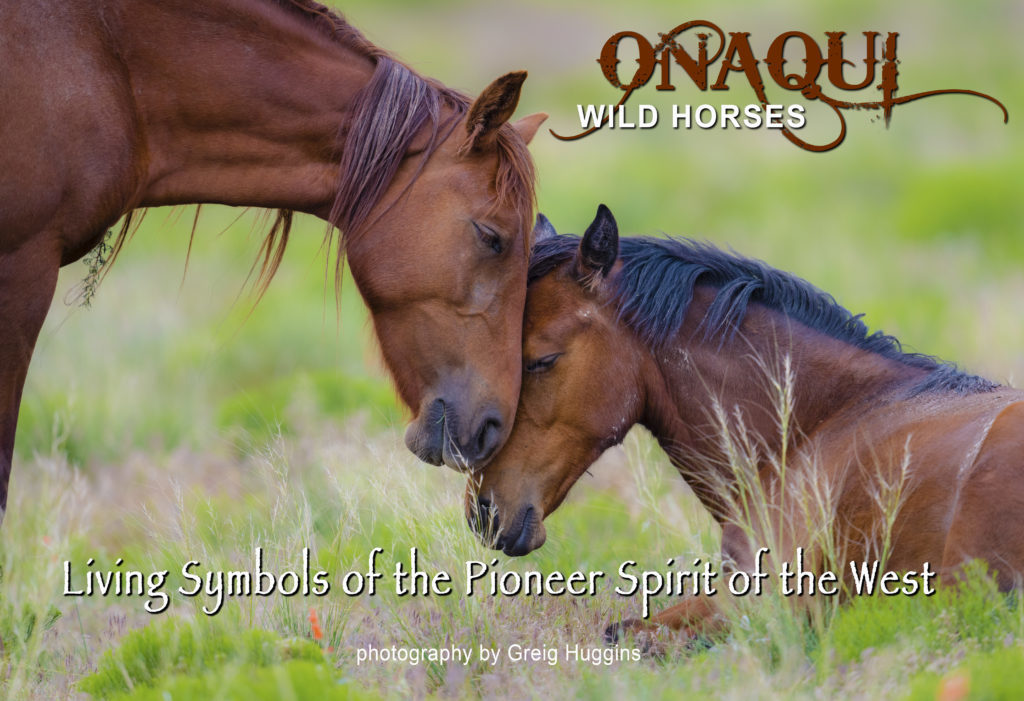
[494,125,537,255]
[528,234,579,282]
[329,57,536,271]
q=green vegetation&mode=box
[96,661,376,701]
[2,0,1022,699]
[79,622,326,698]
[217,369,402,446]
[823,562,1020,668]
[75,620,379,700]
[906,647,1024,701]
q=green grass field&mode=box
[2,0,1023,698]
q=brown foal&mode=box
[468,206,1023,643]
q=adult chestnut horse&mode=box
[468,206,1024,643]
[0,0,548,516]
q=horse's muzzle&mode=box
[406,397,505,471]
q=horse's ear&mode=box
[575,204,618,288]
[511,113,548,145]
[463,71,527,153]
[533,213,557,243]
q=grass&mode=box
[3,0,1023,698]
[77,622,329,697]
[3,421,1023,699]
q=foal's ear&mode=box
[463,71,527,153]
[533,213,558,243]
[576,204,619,288]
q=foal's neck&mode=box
[640,286,928,514]
[114,0,406,217]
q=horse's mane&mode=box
[107,0,535,296]
[529,234,997,395]
[273,1,377,53]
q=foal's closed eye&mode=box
[525,353,562,373]
[473,221,504,254]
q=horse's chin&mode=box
[498,505,547,556]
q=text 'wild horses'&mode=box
[0,0,548,516]
[468,205,1023,643]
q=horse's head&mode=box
[467,205,646,555]
[345,71,546,472]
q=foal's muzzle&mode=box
[467,496,546,557]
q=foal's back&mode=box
[814,387,1024,587]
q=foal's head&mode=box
[467,205,645,555]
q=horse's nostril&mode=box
[478,496,491,510]
[474,414,502,460]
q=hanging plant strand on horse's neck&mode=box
[74,229,114,308]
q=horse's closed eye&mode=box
[473,221,504,255]
[525,353,562,373]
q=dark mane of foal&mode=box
[108,0,536,294]
[529,235,997,395]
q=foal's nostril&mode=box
[473,414,503,462]
[474,496,498,534]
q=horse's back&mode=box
[823,389,1024,584]
[940,400,1024,587]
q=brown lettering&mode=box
[826,31,879,91]
[710,32,766,102]
[765,31,825,91]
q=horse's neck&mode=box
[639,288,926,518]
[113,0,382,216]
